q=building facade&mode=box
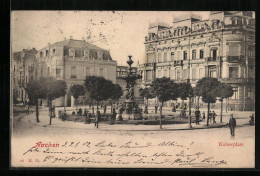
[12,48,38,104]
[34,37,117,106]
[138,11,255,111]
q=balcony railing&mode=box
[174,60,183,66]
[227,55,244,63]
[70,75,77,79]
[220,78,245,84]
[206,56,222,62]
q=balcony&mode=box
[227,56,244,63]
[220,78,245,84]
[174,60,183,66]
[70,75,77,79]
[206,56,222,62]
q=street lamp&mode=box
[187,78,192,128]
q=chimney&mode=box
[70,36,73,40]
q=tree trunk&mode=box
[36,99,39,122]
[75,98,78,111]
[226,98,228,113]
[220,99,223,123]
[207,103,210,126]
[197,96,200,110]
[49,100,52,125]
[159,102,163,129]
[111,101,113,113]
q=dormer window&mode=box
[52,49,56,54]
[69,49,75,57]
[46,50,49,56]
[40,51,43,57]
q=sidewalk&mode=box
[17,107,253,132]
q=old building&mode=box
[34,37,117,106]
[138,11,255,111]
[12,48,38,104]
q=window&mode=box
[146,70,152,80]
[229,67,239,78]
[99,68,104,77]
[40,68,43,76]
[158,70,162,78]
[164,52,167,62]
[158,53,162,63]
[69,49,75,57]
[229,44,239,56]
[40,52,43,57]
[200,50,204,59]
[147,53,154,63]
[183,51,187,60]
[25,76,27,84]
[176,69,181,80]
[86,67,90,76]
[248,87,253,99]
[192,49,196,60]
[47,67,50,76]
[71,66,76,78]
[248,47,254,57]
[232,19,236,25]
[192,68,197,79]
[56,69,61,78]
[46,50,49,56]
[199,68,204,78]
[14,77,15,84]
[171,52,175,61]
[52,49,56,54]
[183,69,188,79]
[212,49,217,60]
[209,66,217,78]
[14,65,15,72]
[231,87,238,100]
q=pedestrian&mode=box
[95,107,101,128]
[195,108,200,125]
[155,104,158,114]
[104,104,107,115]
[26,104,30,114]
[212,111,217,124]
[52,105,56,118]
[111,106,116,125]
[92,105,95,114]
[202,112,205,120]
[229,114,236,137]
[172,103,176,112]
[84,109,89,124]
[249,114,254,126]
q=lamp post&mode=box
[187,78,192,128]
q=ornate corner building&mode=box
[138,11,255,111]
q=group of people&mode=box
[76,105,117,128]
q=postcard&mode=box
[10,11,255,168]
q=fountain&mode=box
[119,55,142,120]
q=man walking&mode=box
[155,104,158,114]
[95,107,101,128]
[104,104,107,115]
[212,111,217,124]
[229,114,236,137]
[195,108,200,125]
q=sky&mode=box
[11,11,210,66]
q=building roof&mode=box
[42,39,107,51]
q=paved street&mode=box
[11,106,255,168]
